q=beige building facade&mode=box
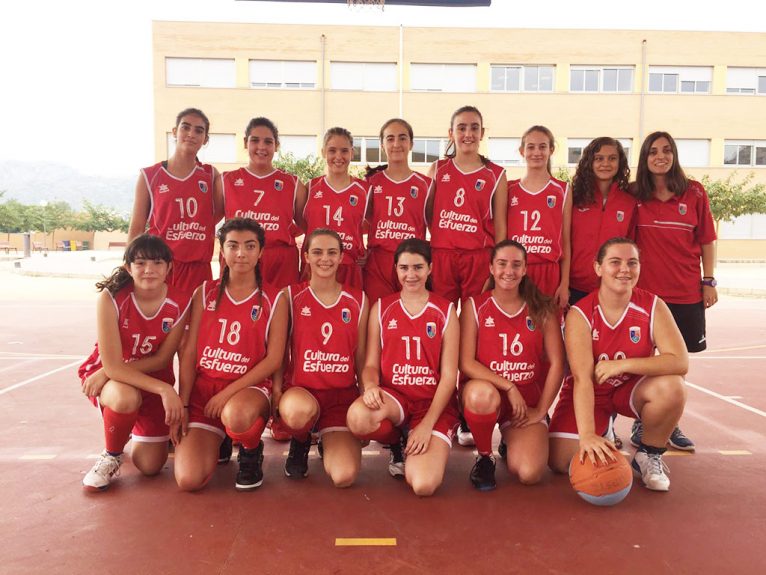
[152,21,766,257]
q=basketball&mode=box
[569,452,633,506]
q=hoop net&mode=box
[347,0,385,9]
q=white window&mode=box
[249,60,316,89]
[491,65,554,92]
[352,138,386,164]
[726,67,766,94]
[720,214,766,240]
[675,139,710,168]
[488,138,523,165]
[570,66,633,93]
[410,64,476,92]
[566,138,632,165]
[411,138,447,164]
[331,62,396,91]
[648,66,712,94]
[166,133,237,163]
[724,140,766,167]
[279,136,317,159]
[165,58,235,88]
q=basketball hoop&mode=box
[347,0,385,9]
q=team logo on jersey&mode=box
[274,180,284,191]
[616,210,625,222]
[158,184,170,194]
[206,300,217,311]
[592,329,600,341]
[526,316,535,331]
[374,185,383,194]
[629,326,641,344]
[161,317,174,333]
[300,306,311,317]
[251,305,261,321]
[314,191,323,199]
[510,196,519,207]
[387,319,398,330]
[441,174,451,183]
[349,195,358,207]
[679,203,687,216]
[410,186,418,199]
[547,195,556,208]
[484,316,495,328]
[234,178,244,187]
[426,322,437,338]
[475,179,485,191]
[122,318,129,328]
[578,207,590,212]
[341,308,351,323]
[198,180,208,194]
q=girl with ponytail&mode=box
[458,240,564,491]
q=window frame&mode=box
[569,66,633,93]
[490,65,555,93]
[249,59,316,90]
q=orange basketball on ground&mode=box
[569,452,633,506]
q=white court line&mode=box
[690,356,766,360]
[0,359,37,374]
[686,380,766,419]
[0,359,83,396]
[0,355,84,361]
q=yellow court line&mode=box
[335,538,397,547]
[20,454,57,460]
[663,451,693,457]
[719,450,752,456]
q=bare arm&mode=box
[425,163,437,226]
[531,314,565,416]
[701,242,718,309]
[295,180,309,233]
[360,301,382,392]
[212,167,225,225]
[492,172,508,243]
[127,173,150,242]
[554,186,573,308]
[354,294,370,387]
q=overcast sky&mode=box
[1,0,763,178]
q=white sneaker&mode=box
[457,424,475,447]
[83,451,122,491]
[631,450,670,492]
[388,441,405,479]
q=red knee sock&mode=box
[226,417,266,450]
[102,407,138,454]
[359,418,401,445]
[463,409,498,456]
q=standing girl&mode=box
[364,119,432,304]
[426,105,507,304]
[221,117,306,289]
[128,108,224,294]
[172,218,287,491]
[347,239,460,497]
[79,235,189,491]
[569,137,637,304]
[297,127,368,288]
[548,238,688,492]
[629,131,718,451]
[506,126,572,307]
[459,240,564,491]
[276,229,369,487]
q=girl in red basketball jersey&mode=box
[426,106,507,304]
[297,128,368,288]
[172,218,288,491]
[506,126,572,307]
[79,235,189,491]
[548,238,688,491]
[364,119,432,304]
[276,229,369,487]
[347,239,460,497]
[128,108,224,294]
[569,137,637,305]
[459,240,564,491]
[221,117,306,289]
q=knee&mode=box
[547,451,570,475]
[409,476,440,497]
[515,464,545,485]
[175,471,208,492]
[106,386,142,413]
[346,403,375,435]
[279,399,315,430]
[221,407,258,433]
[329,467,358,489]
[463,382,499,414]
[649,375,687,409]
[137,461,164,477]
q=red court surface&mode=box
[1,286,765,575]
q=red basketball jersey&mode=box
[141,162,217,263]
[564,287,657,395]
[378,292,454,402]
[286,282,365,390]
[78,285,191,384]
[221,167,299,247]
[367,171,432,252]
[430,158,505,250]
[507,178,568,265]
[196,280,277,382]
[303,176,368,264]
[470,291,544,390]
[570,183,638,293]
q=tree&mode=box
[553,167,573,185]
[273,153,325,182]
[74,200,130,233]
[701,172,766,234]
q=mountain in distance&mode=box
[0,160,136,214]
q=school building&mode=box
[152,21,766,259]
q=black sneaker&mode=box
[498,440,507,461]
[668,426,695,452]
[470,454,497,491]
[218,435,233,465]
[630,419,643,448]
[284,437,311,479]
[388,439,405,479]
[317,439,324,460]
[235,443,264,491]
